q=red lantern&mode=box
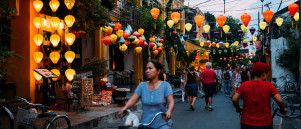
[114,23,122,30]
[159,39,164,43]
[288,3,299,16]
[101,35,111,45]
[133,31,140,38]
[211,42,216,47]
[172,31,177,37]
[150,8,160,20]
[216,15,227,28]
[153,50,159,55]
[195,56,198,60]
[125,40,130,45]
[139,37,144,42]
[123,32,129,39]
[263,10,274,23]
[143,41,148,48]
[243,41,248,48]
[157,47,162,52]
[149,42,155,47]
[241,13,251,27]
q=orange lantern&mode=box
[288,3,299,16]
[150,8,160,20]
[263,10,274,23]
[114,23,122,30]
[153,50,159,56]
[171,12,181,24]
[241,13,251,27]
[216,15,227,28]
[101,35,111,45]
[194,15,204,27]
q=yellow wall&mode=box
[134,53,143,85]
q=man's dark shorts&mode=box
[241,123,273,129]
[204,83,215,98]
[185,84,198,97]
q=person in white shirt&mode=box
[214,66,223,92]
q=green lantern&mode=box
[195,62,199,65]
[201,49,205,55]
[213,50,216,55]
[197,48,201,53]
[224,49,228,54]
[230,48,234,53]
[207,50,211,54]
[218,50,222,54]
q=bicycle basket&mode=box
[16,107,38,127]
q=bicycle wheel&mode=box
[284,82,296,93]
[0,106,14,129]
[271,98,286,117]
[284,95,300,118]
[46,115,71,129]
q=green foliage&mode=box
[81,58,108,79]
[40,0,115,35]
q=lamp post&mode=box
[261,0,264,14]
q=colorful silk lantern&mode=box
[259,22,267,30]
[159,39,164,43]
[119,44,128,52]
[203,25,210,33]
[294,12,299,21]
[50,52,60,64]
[202,32,207,38]
[138,28,144,36]
[123,32,129,39]
[110,34,118,44]
[132,37,139,45]
[116,30,124,38]
[249,27,256,35]
[243,41,248,48]
[152,50,159,56]
[50,17,60,29]
[33,0,44,12]
[211,42,216,47]
[65,33,76,46]
[234,41,239,46]
[227,32,232,37]
[216,15,227,28]
[132,31,140,38]
[223,25,230,33]
[216,43,220,48]
[106,26,113,35]
[108,23,115,30]
[65,69,76,81]
[241,25,248,33]
[288,3,299,16]
[171,12,181,24]
[194,15,204,27]
[51,69,60,81]
[128,35,136,42]
[167,20,174,29]
[200,42,205,47]
[157,47,162,52]
[135,47,142,54]
[225,42,229,48]
[101,35,111,45]
[237,30,243,36]
[33,17,44,29]
[276,18,283,26]
[64,15,75,28]
[119,36,125,45]
[50,34,60,47]
[194,38,200,43]
[185,23,192,32]
[172,31,177,37]
[150,8,160,20]
[114,23,122,30]
[214,32,220,38]
[33,51,43,63]
[64,0,75,10]
[49,0,60,12]
[253,37,257,42]
[34,71,42,81]
[34,34,43,46]
[263,10,274,23]
[218,50,222,54]
[192,31,198,37]
[149,42,155,47]
[65,51,75,63]
[241,13,251,27]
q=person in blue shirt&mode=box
[119,60,175,129]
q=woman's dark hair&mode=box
[251,71,268,78]
[189,66,195,71]
[147,60,164,81]
[182,68,188,72]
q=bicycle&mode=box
[272,92,300,118]
[0,96,71,129]
[272,74,296,93]
[0,101,14,129]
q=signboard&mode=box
[81,71,93,78]
[34,69,58,78]
[240,49,249,53]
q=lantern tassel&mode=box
[268,27,269,34]
[279,29,280,34]
[188,35,189,39]
[221,30,222,37]
[292,21,294,28]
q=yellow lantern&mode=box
[33,0,44,12]
[33,51,43,63]
[64,0,75,10]
[50,17,60,29]
[65,33,76,46]
[253,36,257,42]
[167,20,174,29]
[223,25,230,33]
[110,34,118,44]
[132,38,139,44]
[225,42,229,48]
[203,25,210,33]
[200,42,205,47]
[50,34,60,47]
[185,23,192,32]
[51,69,60,81]
[64,15,75,27]
[116,30,123,38]
[135,46,142,54]
[243,39,248,42]
[216,43,220,48]
[33,71,42,81]
[65,69,76,81]
[34,34,43,46]
[234,41,239,46]
[259,22,267,30]
[119,44,128,52]
[138,28,144,36]
[153,46,157,50]
[33,17,44,29]
[50,52,60,64]
[276,18,283,27]
[241,25,248,32]
[294,12,299,21]
[159,43,163,47]
[65,51,75,63]
[149,37,155,42]
[49,0,60,12]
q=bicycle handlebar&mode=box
[142,112,166,126]
[14,96,48,111]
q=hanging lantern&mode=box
[200,42,205,47]
[202,32,207,38]
[64,15,75,28]
[206,40,211,47]
[276,18,283,27]
[138,28,144,36]
[294,12,299,21]
[50,34,60,47]
[51,69,60,81]
[157,47,162,52]
[128,35,136,42]
[194,15,204,27]
[33,0,44,12]
[252,51,255,56]
[214,32,220,38]
[171,12,181,24]
[101,35,111,45]
[110,34,118,44]
[243,41,248,48]
[216,43,220,48]
[288,3,299,17]
[167,20,174,29]
[65,51,75,63]
[135,46,142,54]
[49,0,60,12]
[116,30,124,38]
[203,25,210,33]
[183,35,188,41]
[225,42,229,48]
[259,22,267,30]
[192,31,198,37]
[241,13,251,27]
[172,31,177,37]
[207,50,211,54]
[211,42,216,47]
[50,52,60,64]
[33,71,42,81]
[263,10,274,23]
[218,50,222,54]
[224,50,228,54]
[143,42,149,48]
[234,41,239,46]
[237,30,243,36]
[249,27,256,35]
[224,57,227,61]
[185,23,192,32]
[213,50,216,55]
[132,37,139,45]
[132,31,140,38]
[159,39,164,43]
[33,17,44,29]
[152,50,159,55]
[216,15,227,28]
[253,37,257,42]
[227,32,232,38]
[123,32,129,39]
[114,23,122,30]
[241,25,247,33]
[223,25,230,34]
[150,8,160,20]
[65,33,76,46]
[149,42,155,47]
[64,0,75,10]
[50,17,60,29]
[33,34,43,46]
[33,51,43,63]
[106,26,113,35]
[119,36,125,45]
[108,23,115,30]
[149,37,155,42]
[65,69,76,81]
[119,44,128,52]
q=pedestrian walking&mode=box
[223,67,232,96]
[215,66,223,92]
[159,66,167,81]
[181,69,188,102]
[232,62,287,129]
[118,60,174,129]
[231,65,242,97]
[200,62,217,111]
[241,65,251,84]
[183,66,200,111]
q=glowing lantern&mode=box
[34,34,43,46]
[159,39,164,43]
[223,25,230,34]
[106,26,113,35]
[206,40,211,47]
[114,23,122,30]
[185,23,192,32]
[195,56,198,60]
[259,22,267,30]
[150,8,160,20]
[220,57,222,60]
[171,12,181,24]
[194,15,204,27]
[216,15,227,27]
[33,51,43,63]
[51,69,60,81]
[49,0,60,12]
[149,37,155,42]
[65,69,76,81]
[101,35,111,45]
[64,0,75,10]
[116,30,124,38]
[253,37,257,42]
[157,47,162,52]
[65,33,76,46]
[216,43,220,48]
[241,25,247,33]
[65,51,75,63]
[288,3,299,16]
[138,28,144,36]
[128,35,136,42]
[252,51,255,56]
[50,52,60,64]
[153,50,159,55]
[276,18,283,27]
[110,34,118,44]
[200,42,204,47]
[33,17,44,29]
[119,44,128,52]
[33,0,44,12]
[149,42,155,47]
[132,38,139,45]
[224,57,227,61]
[203,25,210,33]
[50,17,60,29]
[241,13,251,27]
[135,47,142,54]
[50,34,60,47]
[33,71,42,81]
[194,38,200,43]
[211,42,216,47]
[133,31,140,38]
[225,42,229,48]
[167,20,174,28]
[123,32,129,39]
[294,12,299,21]
[64,15,75,27]
[263,10,274,23]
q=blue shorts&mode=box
[185,84,198,97]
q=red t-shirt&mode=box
[236,81,279,126]
[200,69,217,84]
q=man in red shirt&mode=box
[200,62,217,111]
[232,62,287,129]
